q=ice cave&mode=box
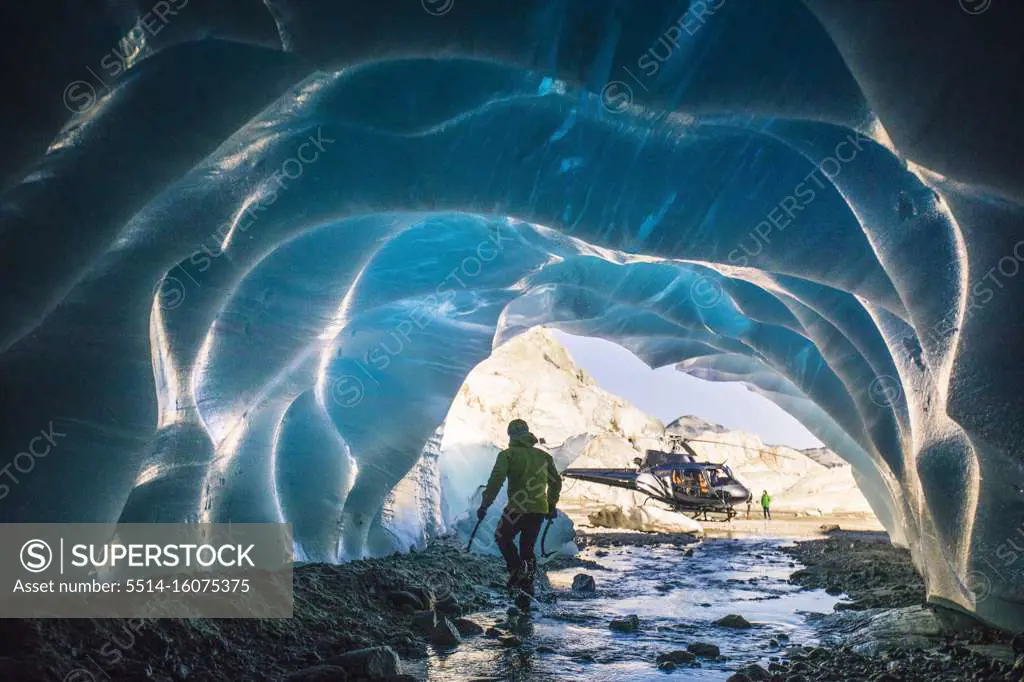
[2,0,1023,652]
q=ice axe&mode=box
[465,516,484,552]
[540,514,559,558]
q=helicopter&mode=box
[561,436,752,521]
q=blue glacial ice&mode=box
[1,0,1023,632]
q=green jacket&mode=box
[761,493,772,508]
[481,433,562,514]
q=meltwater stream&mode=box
[423,537,841,681]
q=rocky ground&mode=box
[783,528,925,610]
[733,527,1024,682]
[3,538,509,681]
[8,528,1024,681]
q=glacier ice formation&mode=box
[1,1,1023,631]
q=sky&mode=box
[552,330,824,450]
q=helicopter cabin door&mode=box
[697,470,710,496]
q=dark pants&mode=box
[495,509,546,589]
[762,506,772,520]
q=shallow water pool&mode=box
[419,537,839,680]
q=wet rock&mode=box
[657,660,678,671]
[286,664,348,681]
[609,615,641,632]
[737,663,771,680]
[429,617,461,648]
[595,550,608,557]
[687,642,721,658]
[498,635,522,647]
[725,674,750,682]
[715,614,752,629]
[386,590,425,611]
[768,638,780,649]
[436,593,461,614]
[656,650,696,665]
[684,548,694,557]
[536,645,556,654]
[411,610,437,634]
[330,647,399,679]
[453,618,484,637]
[386,634,426,659]
[571,573,597,593]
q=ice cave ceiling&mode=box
[1,0,1023,631]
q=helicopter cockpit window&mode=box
[713,466,737,485]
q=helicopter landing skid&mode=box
[682,506,737,522]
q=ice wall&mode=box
[1,0,1022,630]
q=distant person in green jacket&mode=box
[761,490,772,520]
[478,419,562,594]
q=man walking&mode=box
[478,419,562,595]
[761,489,772,520]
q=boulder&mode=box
[329,647,399,679]
[453,618,484,636]
[498,635,522,647]
[687,642,721,658]
[430,617,461,648]
[286,665,348,681]
[571,573,596,593]
[738,663,771,680]
[411,610,437,634]
[715,614,753,629]
[609,615,640,632]
[436,593,461,614]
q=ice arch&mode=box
[1,1,1022,632]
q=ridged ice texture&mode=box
[1,0,1022,631]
